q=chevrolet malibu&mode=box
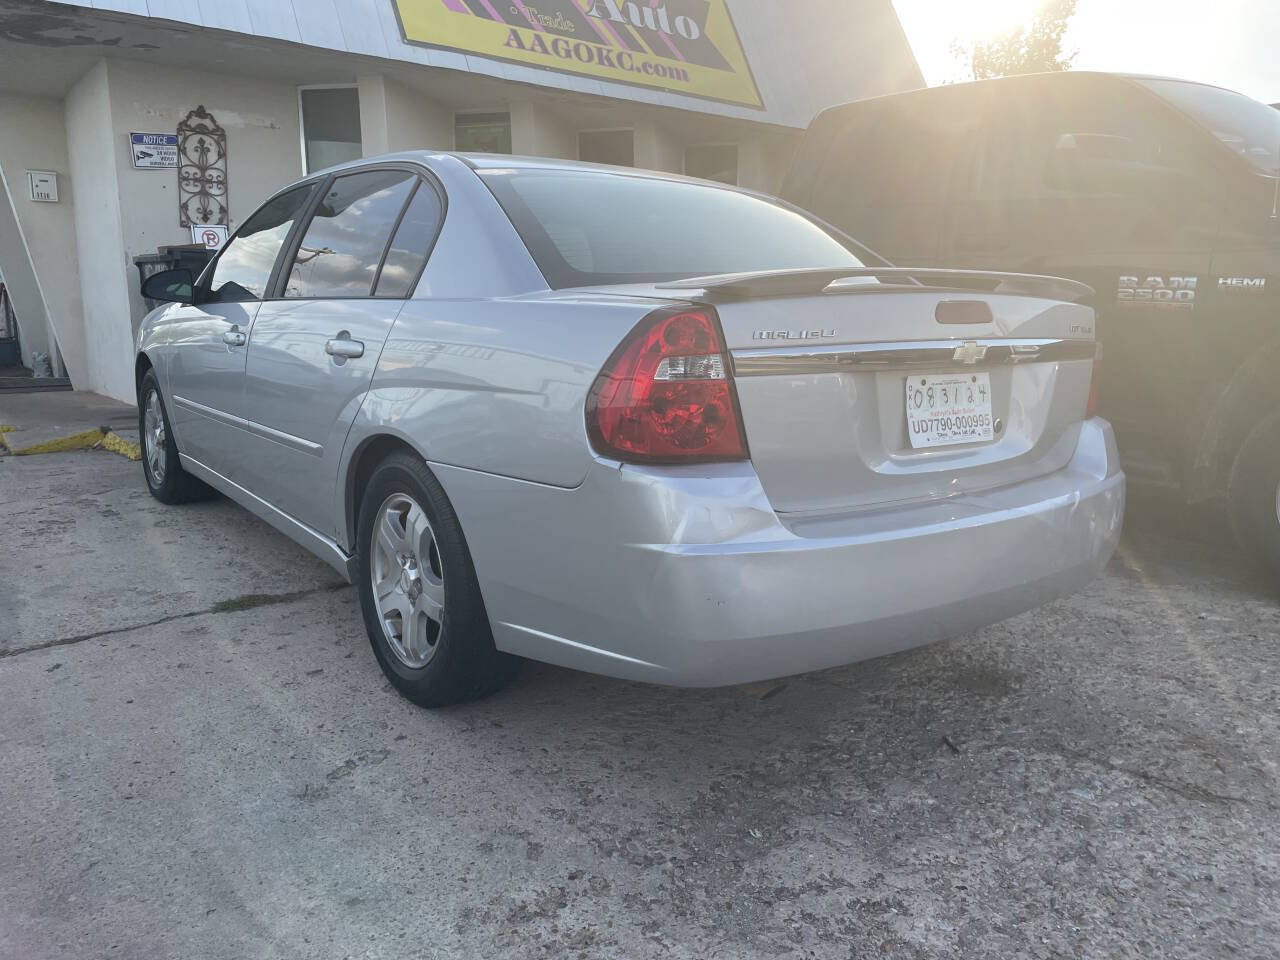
[135,154,1124,707]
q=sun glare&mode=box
[956,0,1042,42]
[893,0,1047,83]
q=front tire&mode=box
[1228,411,1280,577]
[356,451,520,707]
[138,369,213,504]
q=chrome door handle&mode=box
[325,336,364,360]
[222,330,246,347]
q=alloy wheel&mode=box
[371,493,446,668]
[144,389,166,484]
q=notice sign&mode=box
[130,133,179,170]
[393,0,762,108]
[191,224,229,251]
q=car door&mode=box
[165,183,317,477]
[239,167,445,536]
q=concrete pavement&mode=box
[0,389,139,454]
[1,438,1279,957]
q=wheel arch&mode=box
[1186,336,1280,501]
[341,432,429,552]
[135,351,155,396]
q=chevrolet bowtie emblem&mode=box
[953,341,988,365]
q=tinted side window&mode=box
[207,185,315,302]
[283,170,417,299]
[980,79,1192,200]
[374,183,444,298]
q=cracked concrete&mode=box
[1,449,1278,959]
[0,451,338,648]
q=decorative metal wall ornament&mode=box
[177,105,228,228]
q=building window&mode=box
[685,144,739,185]
[300,87,362,174]
[579,130,634,167]
[455,113,512,154]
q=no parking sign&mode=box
[191,224,229,251]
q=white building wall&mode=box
[104,58,304,365]
[32,56,304,404]
[0,93,85,377]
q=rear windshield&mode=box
[477,167,865,288]
[1139,79,1280,175]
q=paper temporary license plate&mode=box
[905,372,995,448]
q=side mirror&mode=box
[141,268,195,305]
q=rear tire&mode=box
[1228,411,1280,577]
[356,451,520,707]
[138,369,214,504]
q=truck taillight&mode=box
[586,306,748,464]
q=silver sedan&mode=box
[135,154,1124,707]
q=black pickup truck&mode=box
[783,71,1280,571]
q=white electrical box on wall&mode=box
[26,170,58,202]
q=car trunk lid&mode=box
[657,271,1098,517]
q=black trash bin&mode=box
[134,244,215,311]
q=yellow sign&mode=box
[393,0,763,109]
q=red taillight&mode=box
[586,306,748,463]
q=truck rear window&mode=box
[477,167,864,289]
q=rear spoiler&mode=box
[657,268,1095,303]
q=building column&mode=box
[736,139,791,194]
[509,102,577,160]
[357,75,453,156]
[65,60,134,400]
[634,121,683,174]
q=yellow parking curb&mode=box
[10,428,106,456]
[3,424,141,461]
[99,430,142,461]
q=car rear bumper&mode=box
[433,418,1125,687]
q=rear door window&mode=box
[374,182,445,298]
[282,170,418,299]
